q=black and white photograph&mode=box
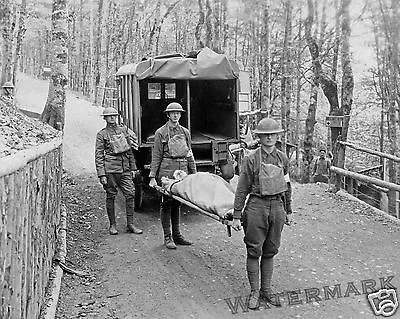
[0,0,399,318]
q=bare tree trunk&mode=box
[303,79,318,183]
[195,0,205,48]
[12,0,27,86]
[335,0,354,188]
[148,0,161,55]
[280,0,293,152]
[1,0,13,85]
[387,0,399,184]
[332,0,341,80]
[261,1,270,113]
[372,11,387,178]
[213,0,221,52]
[303,0,321,182]
[233,8,238,60]
[93,0,104,104]
[40,0,68,131]
[318,0,327,49]
[121,4,136,65]
[221,0,228,52]
[89,0,96,99]
[205,0,213,48]
[326,0,341,152]
[77,0,84,92]
[295,8,303,176]
[155,0,181,55]
[97,0,110,106]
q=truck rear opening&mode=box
[139,79,238,168]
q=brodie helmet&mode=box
[101,107,119,117]
[253,118,284,134]
[164,102,185,113]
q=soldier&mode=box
[232,117,293,309]
[149,102,197,249]
[95,107,142,235]
[312,149,331,183]
[1,81,14,101]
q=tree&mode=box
[280,0,293,152]
[93,0,105,104]
[40,0,68,131]
[195,0,205,48]
[204,0,213,48]
[260,1,270,114]
[303,0,321,182]
[334,0,354,188]
[12,0,28,86]
[0,0,13,85]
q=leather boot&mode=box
[109,224,118,235]
[127,223,143,234]
[248,290,260,310]
[125,195,142,234]
[164,235,176,249]
[171,200,192,244]
[106,198,117,235]
[173,234,192,245]
[160,196,172,236]
[259,290,282,307]
[260,257,281,307]
[247,256,260,309]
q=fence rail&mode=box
[0,136,63,319]
[338,140,400,163]
[331,165,399,218]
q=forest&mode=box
[0,0,399,184]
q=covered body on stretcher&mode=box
[160,172,239,219]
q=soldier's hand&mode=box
[285,214,293,226]
[99,176,107,185]
[131,170,138,179]
[232,218,242,231]
[149,177,157,188]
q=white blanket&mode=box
[167,172,237,218]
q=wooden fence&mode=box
[0,135,63,319]
[332,140,400,218]
[331,166,400,218]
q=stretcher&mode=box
[152,183,238,237]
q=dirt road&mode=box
[16,75,400,319]
[15,73,104,175]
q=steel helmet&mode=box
[101,107,119,117]
[164,102,185,113]
[253,118,284,134]
[2,81,14,89]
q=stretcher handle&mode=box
[225,211,234,237]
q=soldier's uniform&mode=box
[313,150,331,183]
[149,102,197,249]
[95,107,142,235]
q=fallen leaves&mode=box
[0,98,58,158]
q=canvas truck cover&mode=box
[116,47,239,80]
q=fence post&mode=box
[388,190,399,218]
[380,191,389,213]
